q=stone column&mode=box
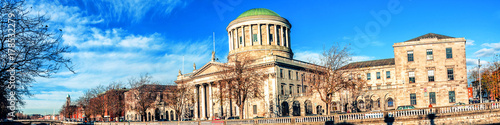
[249,25,253,46]
[258,23,262,45]
[194,85,199,120]
[209,83,213,120]
[200,84,206,120]
[234,29,238,49]
[241,26,245,47]
[285,27,289,47]
[228,32,232,51]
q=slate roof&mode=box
[340,58,395,70]
[405,33,455,42]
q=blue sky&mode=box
[21,0,500,114]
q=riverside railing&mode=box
[93,102,500,125]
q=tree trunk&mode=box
[239,105,244,119]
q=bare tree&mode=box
[165,83,192,121]
[1,0,73,118]
[127,74,160,121]
[219,53,266,119]
[305,44,365,115]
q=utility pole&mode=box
[479,59,482,103]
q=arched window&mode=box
[281,101,289,116]
[292,101,300,116]
[305,100,313,115]
[170,111,174,121]
[387,98,394,107]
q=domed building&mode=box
[176,8,329,120]
[175,8,468,120]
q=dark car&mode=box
[396,105,415,110]
[227,116,239,119]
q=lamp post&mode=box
[479,59,482,103]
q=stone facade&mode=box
[343,33,468,112]
[175,8,468,121]
[124,85,176,122]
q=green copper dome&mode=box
[236,8,280,19]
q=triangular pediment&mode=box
[191,62,225,77]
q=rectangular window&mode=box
[449,91,456,103]
[252,34,258,42]
[253,105,257,114]
[428,70,435,82]
[446,48,453,59]
[280,69,283,78]
[386,71,391,78]
[377,85,381,90]
[289,70,291,79]
[368,86,372,90]
[289,85,293,95]
[427,49,433,60]
[376,72,381,79]
[367,73,371,80]
[447,68,454,80]
[239,36,243,44]
[281,84,284,95]
[296,72,299,80]
[409,71,415,83]
[429,92,436,104]
[410,93,417,105]
[407,51,414,62]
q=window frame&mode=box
[252,34,258,42]
[367,73,371,80]
[280,69,283,78]
[253,105,258,114]
[449,91,456,103]
[446,48,453,59]
[410,93,417,105]
[386,71,391,78]
[376,72,381,79]
[409,71,415,83]
[428,70,435,82]
[426,49,433,60]
[447,68,454,81]
[429,92,436,104]
[407,51,414,62]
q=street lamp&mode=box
[479,59,482,103]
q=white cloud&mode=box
[474,42,500,57]
[466,58,489,66]
[351,56,375,62]
[87,0,187,23]
[294,51,321,63]
[466,39,475,46]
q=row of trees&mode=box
[469,55,500,101]
[61,74,193,122]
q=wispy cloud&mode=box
[83,0,187,23]
[474,42,500,57]
[466,39,475,46]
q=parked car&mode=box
[453,102,467,106]
[396,105,415,110]
[227,116,239,119]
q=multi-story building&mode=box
[124,84,177,122]
[175,8,468,120]
[342,33,467,111]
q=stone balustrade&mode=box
[93,102,500,125]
